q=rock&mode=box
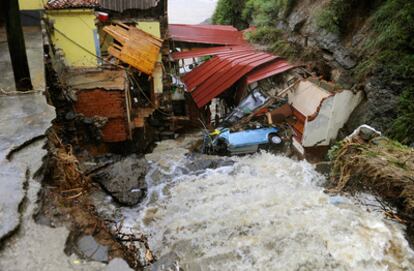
[76,235,109,262]
[92,155,148,206]
[105,258,133,271]
[345,77,400,134]
[288,12,307,33]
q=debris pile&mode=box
[328,125,414,246]
[37,130,152,269]
[329,125,414,218]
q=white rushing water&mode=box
[121,136,414,271]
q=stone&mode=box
[105,258,133,271]
[76,235,109,262]
[92,155,148,206]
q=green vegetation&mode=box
[242,0,297,26]
[315,0,359,35]
[244,26,296,57]
[212,0,248,30]
[390,86,414,145]
[364,0,414,144]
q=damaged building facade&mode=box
[44,0,168,153]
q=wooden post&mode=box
[3,0,33,91]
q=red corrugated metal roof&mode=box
[169,24,247,45]
[246,60,296,84]
[171,45,253,60]
[182,50,279,108]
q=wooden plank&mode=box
[103,23,163,75]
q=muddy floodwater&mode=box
[118,135,414,270]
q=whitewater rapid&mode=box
[122,136,414,270]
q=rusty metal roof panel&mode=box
[46,0,98,9]
[99,0,160,12]
[183,51,258,91]
[46,0,159,10]
[171,45,253,60]
[246,60,296,84]
[183,50,278,108]
[169,24,247,45]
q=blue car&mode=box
[204,127,282,155]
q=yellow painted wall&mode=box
[136,21,161,38]
[137,21,163,93]
[19,0,45,10]
[46,9,99,67]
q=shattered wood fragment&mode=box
[103,23,163,75]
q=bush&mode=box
[316,0,358,35]
[243,0,298,26]
[245,26,297,57]
[390,86,414,145]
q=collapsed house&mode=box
[43,0,169,152]
[168,24,363,157]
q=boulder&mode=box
[92,155,148,206]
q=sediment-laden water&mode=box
[120,135,414,270]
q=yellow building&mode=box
[19,0,45,10]
[45,9,100,68]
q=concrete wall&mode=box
[327,90,364,142]
[302,96,334,147]
[46,9,100,67]
[302,90,364,147]
[74,89,130,142]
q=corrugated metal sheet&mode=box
[182,50,278,108]
[99,0,160,12]
[104,23,163,75]
[246,60,296,84]
[171,45,252,60]
[46,0,159,10]
[169,24,247,45]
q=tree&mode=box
[212,0,249,30]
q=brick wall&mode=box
[74,88,130,142]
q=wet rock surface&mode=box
[345,77,400,134]
[92,155,149,206]
[105,258,134,271]
[0,94,55,241]
[76,235,109,262]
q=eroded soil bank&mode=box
[328,127,414,248]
